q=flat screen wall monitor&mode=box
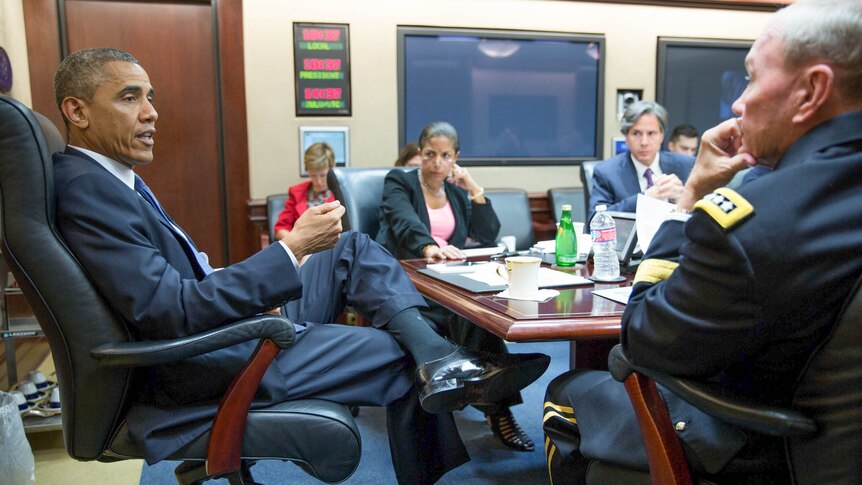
[398,27,605,167]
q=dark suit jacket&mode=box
[53,148,304,459]
[375,168,500,259]
[588,151,694,220]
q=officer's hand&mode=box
[281,201,344,260]
[677,118,756,210]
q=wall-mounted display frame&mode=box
[656,38,752,147]
[398,26,605,166]
[298,126,350,176]
[293,23,351,116]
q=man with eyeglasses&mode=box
[587,101,694,221]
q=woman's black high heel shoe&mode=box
[487,409,534,452]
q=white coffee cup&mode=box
[500,235,517,252]
[29,370,49,389]
[11,390,29,411]
[19,380,40,401]
[47,388,61,409]
[496,256,541,298]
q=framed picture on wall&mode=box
[656,38,752,148]
[298,126,350,176]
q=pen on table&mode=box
[490,250,530,259]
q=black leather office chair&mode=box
[265,193,289,244]
[547,187,586,224]
[580,160,599,221]
[0,95,360,485]
[485,188,534,251]
[327,166,409,237]
[597,271,862,485]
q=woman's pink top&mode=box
[427,202,456,248]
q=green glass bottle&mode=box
[555,204,578,267]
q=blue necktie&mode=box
[134,175,214,277]
[644,168,655,189]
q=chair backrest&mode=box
[580,160,599,218]
[265,193,288,243]
[789,273,862,484]
[328,166,408,237]
[486,188,534,250]
[0,95,133,460]
[547,187,586,224]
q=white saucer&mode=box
[495,288,560,301]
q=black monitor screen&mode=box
[398,27,604,165]
[657,38,752,145]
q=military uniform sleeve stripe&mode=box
[633,258,679,284]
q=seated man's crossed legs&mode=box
[284,230,550,414]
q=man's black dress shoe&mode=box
[487,409,535,452]
[416,348,550,414]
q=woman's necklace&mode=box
[418,170,444,197]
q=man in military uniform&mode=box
[543,0,862,482]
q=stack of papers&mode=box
[461,244,505,258]
[463,266,592,288]
[530,240,555,254]
[426,261,498,274]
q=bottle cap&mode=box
[596,204,607,211]
[561,204,571,211]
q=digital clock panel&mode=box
[294,23,351,116]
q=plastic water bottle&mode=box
[555,204,578,267]
[590,205,620,281]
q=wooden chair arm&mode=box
[623,371,693,485]
[206,338,281,478]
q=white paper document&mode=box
[462,266,592,288]
[635,194,689,255]
[461,244,505,258]
[426,261,498,274]
[592,286,633,305]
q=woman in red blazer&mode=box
[273,143,336,239]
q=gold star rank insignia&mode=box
[693,188,754,230]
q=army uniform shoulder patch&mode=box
[693,188,754,230]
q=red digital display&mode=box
[294,23,351,115]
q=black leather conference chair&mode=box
[265,193,289,244]
[547,187,587,224]
[594,272,862,485]
[327,166,409,237]
[580,160,599,221]
[485,188,534,251]
[0,95,360,485]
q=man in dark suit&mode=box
[588,101,694,221]
[51,47,548,485]
[544,0,862,483]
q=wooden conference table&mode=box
[400,257,634,369]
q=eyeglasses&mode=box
[420,150,455,164]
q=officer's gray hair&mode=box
[620,101,668,136]
[418,121,460,152]
[773,0,862,100]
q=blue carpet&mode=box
[138,341,568,484]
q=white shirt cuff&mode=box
[278,240,300,271]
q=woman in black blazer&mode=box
[376,121,536,452]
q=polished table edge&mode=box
[400,259,627,342]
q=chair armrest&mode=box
[608,345,816,438]
[89,315,296,367]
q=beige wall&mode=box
[2,0,773,197]
[245,0,772,197]
[0,0,31,106]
